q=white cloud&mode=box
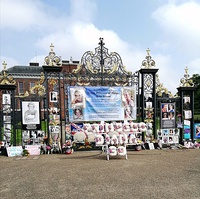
[152,1,200,54]
[0,0,66,31]
[152,1,200,33]
[151,0,200,93]
[69,0,97,22]
[35,21,140,68]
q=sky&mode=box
[0,0,200,95]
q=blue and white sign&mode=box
[68,86,136,122]
[6,146,23,157]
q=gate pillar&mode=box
[139,49,158,140]
[177,67,196,142]
[42,43,63,148]
[0,61,16,147]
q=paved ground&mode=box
[1,148,200,199]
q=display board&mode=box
[160,102,176,129]
[25,145,41,155]
[68,86,136,122]
[157,129,179,144]
[6,146,23,157]
[2,94,12,146]
[21,101,41,130]
[183,96,192,140]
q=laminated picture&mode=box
[2,94,11,105]
[184,110,192,119]
[22,101,40,125]
[3,116,11,123]
[73,107,84,120]
[50,91,58,102]
[183,96,190,109]
[70,88,85,108]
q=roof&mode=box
[7,66,43,75]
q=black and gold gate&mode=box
[63,38,139,149]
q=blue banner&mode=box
[68,86,136,122]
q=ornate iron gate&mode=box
[63,38,139,124]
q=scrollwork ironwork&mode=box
[15,72,46,98]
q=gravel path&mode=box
[1,149,200,199]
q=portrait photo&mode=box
[22,101,40,125]
[168,137,173,143]
[184,96,190,104]
[122,88,135,107]
[124,105,133,119]
[3,115,11,123]
[22,130,30,139]
[146,102,152,109]
[2,94,11,105]
[162,112,168,120]
[3,104,11,113]
[70,88,85,108]
[184,96,190,109]
[65,124,71,134]
[168,112,175,120]
[4,124,11,132]
[161,103,168,112]
[168,103,175,112]
[50,91,58,102]
[169,129,174,135]
[73,107,84,120]
[173,136,179,143]
[184,110,192,119]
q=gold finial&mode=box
[0,62,16,85]
[50,43,54,52]
[185,66,188,75]
[146,48,150,56]
[141,48,156,69]
[180,66,194,87]
[2,61,7,70]
[44,43,62,66]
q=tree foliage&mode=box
[191,74,200,114]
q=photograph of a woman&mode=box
[194,124,200,138]
[2,94,11,105]
[73,107,84,120]
[22,101,40,125]
[70,88,85,108]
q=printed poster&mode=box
[160,103,176,129]
[68,86,136,122]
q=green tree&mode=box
[191,74,200,115]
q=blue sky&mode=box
[0,0,200,94]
